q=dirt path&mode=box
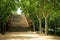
[0,32,60,40]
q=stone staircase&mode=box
[8,14,31,32]
[8,27,31,32]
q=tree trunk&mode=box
[1,23,5,35]
[39,19,42,33]
[36,16,42,33]
[45,18,48,34]
[55,24,56,35]
[32,22,35,31]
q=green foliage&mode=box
[0,0,17,22]
[0,0,18,31]
[0,0,60,34]
[20,0,60,34]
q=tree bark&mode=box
[1,23,5,35]
[32,22,35,31]
[45,18,48,34]
[36,16,42,33]
[38,18,42,33]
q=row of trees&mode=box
[0,0,18,34]
[0,0,60,35]
[19,0,60,34]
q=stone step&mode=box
[8,27,31,32]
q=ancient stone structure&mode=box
[7,14,31,32]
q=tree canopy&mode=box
[0,0,60,35]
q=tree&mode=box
[40,0,54,34]
[20,0,43,32]
[0,0,17,34]
[19,0,60,35]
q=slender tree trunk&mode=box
[32,22,35,31]
[45,18,48,34]
[36,16,42,33]
[55,24,56,35]
[1,23,5,35]
[39,19,42,33]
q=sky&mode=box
[17,8,22,15]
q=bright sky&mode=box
[17,8,22,15]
